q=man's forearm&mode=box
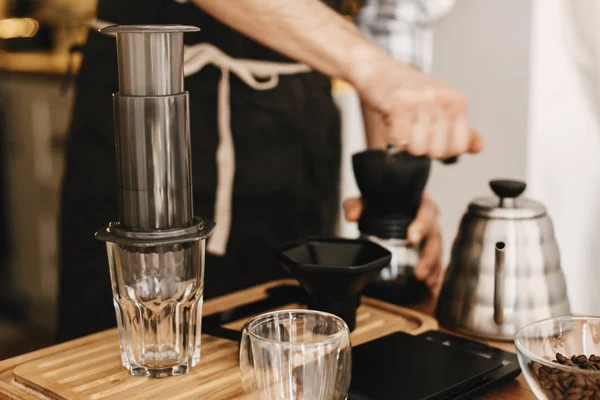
[355,0,458,149]
[191,0,389,84]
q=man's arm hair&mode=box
[191,0,392,86]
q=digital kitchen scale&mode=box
[202,284,521,399]
[349,331,521,400]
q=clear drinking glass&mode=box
[239,309,352,400]
[106,240,205,378]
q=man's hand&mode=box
[352,57,484,159]
[343,192,443,290]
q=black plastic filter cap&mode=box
[276,237,392,331]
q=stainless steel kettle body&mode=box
[435,179,571,341]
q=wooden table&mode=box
[0,280,535,399]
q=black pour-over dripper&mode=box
[352,148,432,239]
[276,237,391,331]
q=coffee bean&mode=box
[567,389,585,400]
[578,355,590,364]
[555,387,567,397]
[534,353,600,398]
[574,377,587,388]
[581,362,596,371]
[531,362,542,374]
[541,366,552,374]
[542,388,554,399]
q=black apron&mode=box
[55,0,342,343]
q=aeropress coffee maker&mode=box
[94,25,215,378]
[352,145,435,305]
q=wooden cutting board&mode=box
[0,280,437,400]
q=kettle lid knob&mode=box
[489,179,526,199]
[468,179,544,218]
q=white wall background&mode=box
[430,0,532,262]
[527,0,600,315]
[335,0,600,315]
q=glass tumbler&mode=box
[106,240,205,378]
[239,309,352,399]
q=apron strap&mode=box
[184,43,311,255]
[92,19,312,256]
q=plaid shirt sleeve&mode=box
[355,0,457,72]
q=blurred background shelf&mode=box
[2,71,74,323]
[0,0,93,358]
[0,51,81,74]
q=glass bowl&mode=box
[515,316,600,399]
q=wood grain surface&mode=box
[0,280,536,399]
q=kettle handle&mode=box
[494,242,506,325]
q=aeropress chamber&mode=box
[95,25,215,378]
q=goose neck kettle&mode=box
[435,179,571,341]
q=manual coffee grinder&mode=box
[94,25,215,378]
[352,145,432,305]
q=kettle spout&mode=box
[494,242,506,325]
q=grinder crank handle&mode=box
[441,126,484,164]
[441,156,459,165]
[386,119,481,165]
[440,127,481,164]
[385,144,460,164]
